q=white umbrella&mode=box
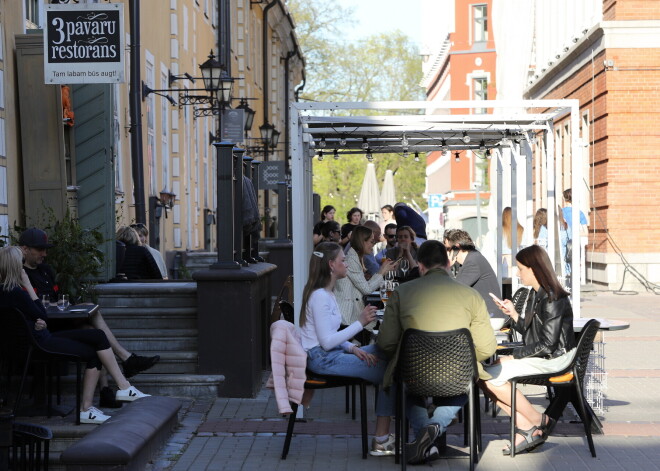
[380,169,396,208]
[357,163,381,221]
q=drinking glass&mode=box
[400,259,409,278]
[41,295,50,309]
[380,283,389,308]
[57,294,69,311]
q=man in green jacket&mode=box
[377,240,496,464]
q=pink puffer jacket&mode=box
[267,320,309,414]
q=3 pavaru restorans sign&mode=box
[44,3,125,84]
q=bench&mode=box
[60,396,181,471]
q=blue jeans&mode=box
[307,344,394,417]
[406,395,466,436]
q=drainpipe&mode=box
[128,0,145,224]
[262,0,277,237]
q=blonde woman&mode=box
[502,207,525,276]
[116,226,163,280]
[0,246,150,424]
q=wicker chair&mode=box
[507,319,601,458]
[394,328,481,471]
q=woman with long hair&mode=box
[299,242,395,456]
[480,245,576,455]
[312,205,336,245]
[384,225,419,280]
[502,207,525,276]
[0,246,150,424]
[116,226,163,280]
[533,208,548,249]
[334,226,396,326]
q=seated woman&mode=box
[0,246,150,424]
[339,207,363,247]
[384,225,419,281]
[299,242,395,456]
[480,245,576,455]
[334,226,396,327]
[312,205,336,245]
[116,226,163,280]
[444,229,503,318]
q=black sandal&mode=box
[538,413,557,438]
[502,426,546,455]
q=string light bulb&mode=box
[401,133,409,148]
[485,149,492,159]
[455,152,461,163]
[440,139,448,152]
[361,138,369,150]
[318,137,326,149]
[333,149,340,160]
[403,150,409,158]
[339,135,347,146]
[462,131,471,144]
[414,152,420,162]
[317,150,324,161]
[479,140,486,152]
[366,148,373,162]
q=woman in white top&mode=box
[334,226,396,327]
[299,242,395,457]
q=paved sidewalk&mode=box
[155,291,660,470]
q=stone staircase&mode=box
[93,281,224,397]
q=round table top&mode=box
[573,318,630,332]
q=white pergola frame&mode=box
[289,100,582,321]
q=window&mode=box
[473,5,488,43]
[25,0,41,28]
[473,77,487,114]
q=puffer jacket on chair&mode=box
[267,320,310,414]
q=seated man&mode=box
[19,228,160,388]
[377,240,496,464]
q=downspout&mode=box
[128,0,145,224]
[262,0,277,237]
[283,49,295,175]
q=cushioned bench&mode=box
[60,396,181,471]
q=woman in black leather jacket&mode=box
[480,245,576,455]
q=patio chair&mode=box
[507,318,601,458]
[276,301,370,460]
[394,328,481,471]
[2,308,83,425]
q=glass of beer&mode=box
[380,282,390,308]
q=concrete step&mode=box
[101,308,198,330]
[110,328,198,352]
[93,282,197,309]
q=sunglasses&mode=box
[386,234,397,239]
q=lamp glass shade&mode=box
[271,129,281,148]
[259,122,274,144]
[199,52,223,92]
[217,73,234,104]
[237,99,256,131]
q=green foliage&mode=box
[13,208,105,303]
[288,0,427,220]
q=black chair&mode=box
[276,301,370,460]
[10,421,52,470]
[394,328,481,471]
[508,319,601,458]
[2,308,84,425]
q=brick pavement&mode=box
[154,291,660,470]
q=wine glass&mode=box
[41,295,50,309]
[400,259,409,278]
[57,294,69,312]
[380,283,390,308]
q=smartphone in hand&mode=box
[489,292,507,308]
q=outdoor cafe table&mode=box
[46,303,99,320]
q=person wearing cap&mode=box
[20,228,160,405]
[393,202,427,247]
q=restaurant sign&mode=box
[44,3,125,84]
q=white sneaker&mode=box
[80,406,111,424]
[369,433,396,456]
[115,385,151,402]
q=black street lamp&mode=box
[236,98,256,132]
[199,51,234,104]
[259,122,275,146]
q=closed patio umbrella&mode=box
[380,169,396,208]
[357,163,381,221]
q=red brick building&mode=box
[525,0,660,289]
[422,0,496,239]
